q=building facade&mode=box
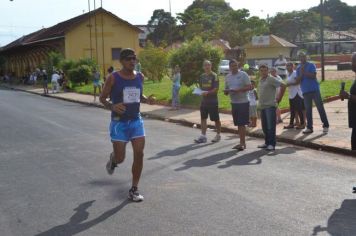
[0,8,142,77]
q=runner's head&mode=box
[352,52,356,73]
[229,59,239,74]
[298,51,307,64]
[120,48,137,71]
[203,60,212,73]
[174,65,180,73]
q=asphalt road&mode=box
[1,88,356,236]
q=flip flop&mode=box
[232,144,246,151]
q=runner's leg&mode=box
[131,137,145,187]
[112,141,126,164]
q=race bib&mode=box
[123,87,141,104]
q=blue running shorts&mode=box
[109,117,145,143]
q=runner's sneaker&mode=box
[323,127,329,134]
[106,152,117,175]
[128,187,144,202]
[257,144,268,149]
[302,128,313,134]
[211,134,221,143]
[266,145,275,151]
[194,135,207,143]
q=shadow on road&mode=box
[149,142,215,160]
[312,199,356,236]
[35,200,130,236]
[175,150,237,171]
[218,147,297,168]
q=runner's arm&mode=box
[100,74,114,110]
[140,73,148,103]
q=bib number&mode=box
[123,87,141,104]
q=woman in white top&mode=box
[285,62,305,129]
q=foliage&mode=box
[169,37,224,87]
[59,59,76,74]
[147,9,180,46]
[269,10,331,43]
[138,42,169,82]
[310,0,356,30]
[67,64,92,86]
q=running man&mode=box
[100,48,146,202]
[194,60,221,143]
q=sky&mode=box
[0,0,355,46]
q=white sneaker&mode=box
[211,134,221,143]
[323,127,329,134]
[128,187,144,202]
[303,128,313,134]
[266,145,275,151]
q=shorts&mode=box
[93,80,101,87]
[231,102,249,126]
[200,105,220,121]
[109,117,145,143]
[249,105,257,118]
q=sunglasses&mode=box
[123,56,137,61]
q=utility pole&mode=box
[88,0,93,59]
[320,0,325,81]
[100,0,106,76]
[169,0,172,46]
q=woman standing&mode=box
[284,62,305,129]
[170,65,181,110]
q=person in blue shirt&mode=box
[100,48,147,202]
[170,65,181,110]
[294,52,329,134]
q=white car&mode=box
[218,60,230,75]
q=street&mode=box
[1,88,356,236]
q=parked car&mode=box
[218,60,230,75]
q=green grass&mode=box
[71,77,353,110]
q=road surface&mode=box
[0,88,355,236]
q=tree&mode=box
[310,0,356,30]
[269,10,330,43]
[138,42,169,82]
[147,9,178,46]
[216,9,269,47]
[169,37,224,87]
[67,65,92,86]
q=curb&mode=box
[3,84,355,157]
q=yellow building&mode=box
[243,34,297,67]
[0,7,142,77]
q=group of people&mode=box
[171,52,336,152]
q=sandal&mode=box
[232,144,246,151]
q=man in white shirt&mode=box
[51,71,60,93]
[274,54,287,80]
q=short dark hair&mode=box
[120,48,136,60]
[229,59,238,65]
[259,64,268,70]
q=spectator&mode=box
[104,66,114,84]
[224,59,252,150]
[42,70,49,94]
[274,54,287,80]
[135,59,141,73]
[194,60,221,143]
[93,69,102,102]
[284,62,305,129]
[339,52,356,151]
[270,67,283,124]
[296,52,329,134]
[170,65,181,110]
[51,71,60,93]
[248,80,258,128]
[257,64,286,151]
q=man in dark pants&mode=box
[339,52,356,193]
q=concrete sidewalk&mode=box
[2,84,354,156]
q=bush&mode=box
[169,37,224,87]
[138,42,169,82]
[67,64,92,86]
[60,59,76,74]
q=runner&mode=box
[194,60,221,143]
[100,48,146,202]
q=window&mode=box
[112,48,122,60]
